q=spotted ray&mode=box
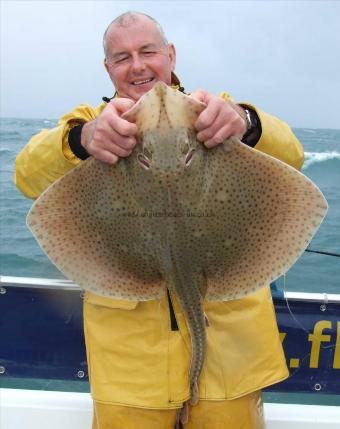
[27,81,328,406]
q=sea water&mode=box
[1,118,339,293]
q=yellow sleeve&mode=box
[219,92,304,170]
[14,103,105,199]
[246,104,304,170]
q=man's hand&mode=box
[191,90,248,148]
[81,98,138,164]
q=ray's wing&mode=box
[186,137,328,301]
[27,83,328,304]
[27,157,165,300]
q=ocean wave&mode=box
[0,147,11,153]
[0,253,65,278]
[301,129,317,134]
[303,151,340,169]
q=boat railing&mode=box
[1,275,340,396]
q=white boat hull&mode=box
[1,388,339,429]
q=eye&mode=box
[142,51,156,56]
[185,149,196,166]
[114,55,129,64]
[137,153,151,170]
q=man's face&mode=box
[104,17,176,102]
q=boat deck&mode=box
[1,388,340,429]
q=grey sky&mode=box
[1,0,339,129]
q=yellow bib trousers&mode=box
[84,288,283,429]
[92,392,265,429]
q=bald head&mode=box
[103,11,168,58]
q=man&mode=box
[15,11,304,429]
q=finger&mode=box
[97,124,136,151]
[94,132,136,155]
[204,124,232,148]
[109,142,134,158]
[106,104,138,137]
[198,101,247,143]
[106,129,137,151]
[190,90,208,104]
[89,138,134,161]
[95,150,119,165]
[194,98,220,132]
[111,98,135,114]
[196,109,229,142]
[90,118,137,158]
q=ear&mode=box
[104,58,109,73]
[168,43,176,72]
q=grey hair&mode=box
[103,11,168,58]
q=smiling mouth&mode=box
[131,78,154,86]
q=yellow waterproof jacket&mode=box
[15,89,304,409]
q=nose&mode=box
[131,53,146,73]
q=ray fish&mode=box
[27,81,328,410]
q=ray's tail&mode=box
[163,193,208,415]
[166,253,207,405]
[168,264,207,426]
[178,286,207,405]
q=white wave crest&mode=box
[303,151,340,169]
[301,129,316,134]
[0,147,11,153]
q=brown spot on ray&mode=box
[27,81,328,404]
